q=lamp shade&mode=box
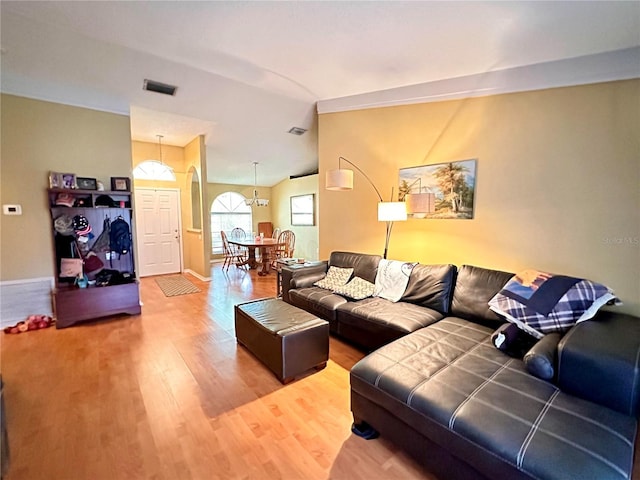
[406,192,435,217]
[326,169,354,190]
[378,202,407,222]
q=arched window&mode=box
[133,160,176,181]
[210,191,252,254]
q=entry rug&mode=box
[155,275,201,297]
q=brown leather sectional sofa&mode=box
[281,251,640,480]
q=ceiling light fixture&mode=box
[245,162,269,207]
[155,134,173,173]
[133,135,176,181]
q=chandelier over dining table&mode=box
[245,162,269,207]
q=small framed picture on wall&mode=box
[111,177,131,192]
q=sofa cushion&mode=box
[334,277,376,300]
[329,251,381,284]
[351,318,638,480]
[336,297,444,350]
[314,266,353,291]
[401,264,456,314]
[450,265,514,327]
[288,286,347,326]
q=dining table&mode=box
[228,237,284,275]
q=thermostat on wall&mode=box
[3,204,22,215]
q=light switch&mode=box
[3,204,22,215]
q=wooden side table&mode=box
[276,259,323,297]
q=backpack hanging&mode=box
[109,216,131,257]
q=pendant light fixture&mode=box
[245,162,269,207]
[132,134,175,181]
[156,135,172,171]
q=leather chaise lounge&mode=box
[281,252,640,480]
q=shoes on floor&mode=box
[4,315,54,334]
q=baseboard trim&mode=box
[183,269,211,282]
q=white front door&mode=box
[135,188,182,277]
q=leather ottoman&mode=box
[234,298,329,383]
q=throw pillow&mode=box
[488,269,618,338]
[314,266,354,291]
[490,323,537,358]
[334,277,376,300]
[523,333,562,381]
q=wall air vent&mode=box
[287,127,307,136]
[143,79,177,96]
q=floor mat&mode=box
[155,275,201,297]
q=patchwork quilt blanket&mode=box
[488,269,617,338]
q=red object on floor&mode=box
[3,315,53,334]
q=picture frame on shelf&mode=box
[61,173,77,190]
[48,171,62,189]
[76,177,98,190]
[111,177,131,192]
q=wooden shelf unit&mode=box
[48,188,141,328]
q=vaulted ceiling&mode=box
[2,1,638,186]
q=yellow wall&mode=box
[272,174,319,260]
[183,135,209,278]
[0,94,133,281]
[319,80,640,315]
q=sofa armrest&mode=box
[281,261,328,303]
[557,310,640,417]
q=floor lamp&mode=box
[326,157,406,259]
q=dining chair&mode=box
[230,227,249,261]
[230,227,246,240]
[268,228,281,263]
[220,230,234,271]
[271,230,295,270]
[280,230,295,258]
[221,230,247,270]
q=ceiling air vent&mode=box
[288,127,307,136]
[143,79,177,96]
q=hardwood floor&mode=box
[1,264,433,480]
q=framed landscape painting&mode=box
[399,159,477,219]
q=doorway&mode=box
[134,188,182,277]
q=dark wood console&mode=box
[48,187,141,328]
